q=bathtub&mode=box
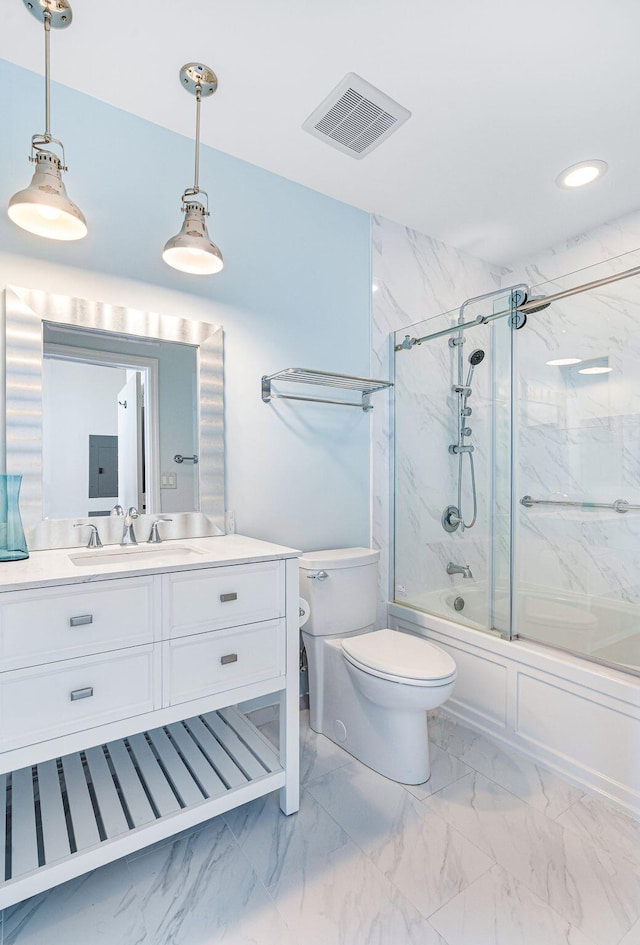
[388,597,640,816]
[402,584,640,673]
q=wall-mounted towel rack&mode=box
[261,368,393,412]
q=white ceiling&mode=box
[3,0,640,265]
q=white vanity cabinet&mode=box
[0,537,300,909]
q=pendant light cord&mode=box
[44,10,51,139]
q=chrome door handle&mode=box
[220,653,238,665]
[70,687,94,701]
[307,570,329,581]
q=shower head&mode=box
[465,349,485,390]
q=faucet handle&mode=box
[126,507,140,521]
[74,523,103,549]
[110,504,124,517]
[147,518,173,544]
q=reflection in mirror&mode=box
[42,325,198,519]
[4,286,224,550]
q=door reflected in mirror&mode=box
[42,323,199,519]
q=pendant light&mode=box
[162,63,223,275]
[8,0,87,241]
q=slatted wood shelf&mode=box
[0,706,284,909]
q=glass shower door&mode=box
[393,295,513,636]
[512,254,640,674]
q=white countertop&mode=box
[0,535,301,593]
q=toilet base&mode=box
[304,635,441,784]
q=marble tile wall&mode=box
[371,215,504,627]
[509,213,640,624]
[375,208,640,646]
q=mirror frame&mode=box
[3,286,225,550]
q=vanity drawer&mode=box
[163,618,285,706]
[0,577,156,671]
[163,560,285,638]
[0,645,158,752]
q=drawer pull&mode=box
[220,653,238,665]
[70,687,94,701]
[69,614,93,627]
[220,592,238,603]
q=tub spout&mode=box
[447,561,473,579]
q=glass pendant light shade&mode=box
[8,149,87,241]
[162,200,223,275]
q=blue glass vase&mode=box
[0,475,29,561]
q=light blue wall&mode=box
[0,59,373,551]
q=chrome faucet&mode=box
[73,523,102,548]
[147,518,173,544]
[120,507,140,546]
[447,561,473,579]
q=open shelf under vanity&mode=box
[0,706,283,909]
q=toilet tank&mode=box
[299,547,380,637]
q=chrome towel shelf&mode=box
[262,368,393,411]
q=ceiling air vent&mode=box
[302,73,411,159]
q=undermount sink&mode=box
[69,544,203,567]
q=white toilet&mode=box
[300,547,457,784]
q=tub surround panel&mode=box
[516,673,640,800]
[512,262,640,628]
[371,215,504,627]
[390,603,640,817]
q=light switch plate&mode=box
[161,472,177,489]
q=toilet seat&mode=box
[341,629,457,687]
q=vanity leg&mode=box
[279,557,300,815]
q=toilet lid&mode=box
[341,629,456,682]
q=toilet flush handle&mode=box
[307,570,329,581]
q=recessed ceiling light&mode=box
[372,283,379,293]
[556,160,608,190]
[546,358,582,366]
[578,366,612,375]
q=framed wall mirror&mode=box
[3,286,225,550]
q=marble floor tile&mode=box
[259,709,352,785]
[269,840,448,945]
[556,791,640,868]
[428,714,480,755]
[428,715,584,817]
[307,760,493,918]
[126,820,210,863]
[224,789,350,890]
[127,817,293,945]
[3,859,147,945]
[426,771,640,945]
[430,864,598,945]
[619,918,640,945]
[404,742,472,800]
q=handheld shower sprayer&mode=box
[465,349,485,390]
[443,346,487,536]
